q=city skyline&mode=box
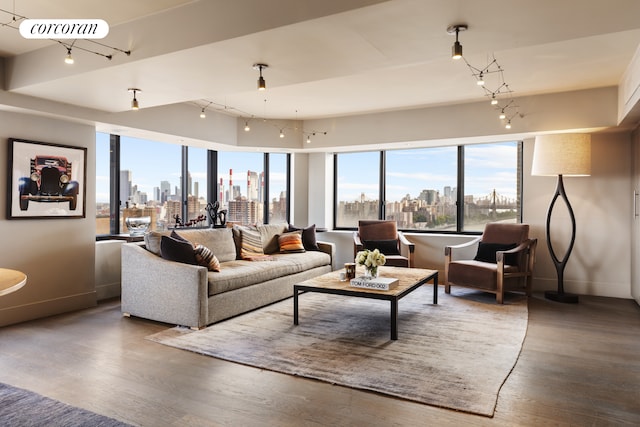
[97,133,518,207]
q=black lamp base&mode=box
[545,290,579,304]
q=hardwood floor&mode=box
[0,292,639,426]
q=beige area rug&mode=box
[147,287,528,417]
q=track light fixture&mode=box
[244,121,251,131]
[200,108,206,118]
[128,88,141,110]
[279,129,285,138]
[64,47,74,64]
[447,24,467,60]
[253,63,268,91]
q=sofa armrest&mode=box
[317,240,336,271]
[121,243,208,329]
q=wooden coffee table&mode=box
[293,266,438,340]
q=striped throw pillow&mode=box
[194,244,221,272]
[240,228,265,260]
[278,231,305,253]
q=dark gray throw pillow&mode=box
[160,235,197,265]
[363,239,400,255]
[288,224,320,251]
[474,242,518,264]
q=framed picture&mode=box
[7,138,87,219]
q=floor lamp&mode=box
[532,133,591,303]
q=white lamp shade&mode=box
[532,133,591,176]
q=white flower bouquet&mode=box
[355,248,386,278]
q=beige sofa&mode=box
[121,223,334,329]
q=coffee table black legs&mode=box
[390,299,398,340]
[293,288,299,325]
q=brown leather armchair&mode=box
[353,220,414,267]
[444,222,537,303]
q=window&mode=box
[268,153,289,223]
[217,151,265,225]
[335,151,381,228]
[120,136,181,232]
[334,141,522,232]
[385,147,458,231]
[462,141,520,232]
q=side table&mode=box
[0,268,27,296]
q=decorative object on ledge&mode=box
[205,201,227,228]
[125,216,151,236]
[7,138,86,219]
[532,133,591,303]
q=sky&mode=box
[96,132,518,204]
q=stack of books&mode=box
[349,276,398,290]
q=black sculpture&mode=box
[206,201,227,227]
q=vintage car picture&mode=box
[7,138,86,219]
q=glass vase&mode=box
[364,266,379,279]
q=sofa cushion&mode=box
[173,228,237,263]
[278,230,305,253]
[257,223,288,254]
[240,227,266,259]
[160,235,197,265]
[208,251,331,295]
[144,230,171,256]
[288,224,320,251]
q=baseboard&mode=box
[0,292,96,327]
[96,282,121,301]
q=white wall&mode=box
[0,112,97,327]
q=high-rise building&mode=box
[120,170,132,207]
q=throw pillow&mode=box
[363,239,400,255]
[160,235,197,265]
[474,242,518,264]
[240,227,265,260]
[288,224,320,251]
[194,244,221,272]
[278,230,305,253]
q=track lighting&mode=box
[279,129,285,138]
[447,24,467,60]
[200,108,206,118]
[306,135,311,144]
[128,88,141,110]
[476,73,485,86]
[505,120,512,129]
[490,95,498,105]
[253,63,268,91]
[244,121,251,132]
[64,47,74,64]
[499,109,506,120]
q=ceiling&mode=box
[1,0,640,124]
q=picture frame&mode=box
[7,138,87,219]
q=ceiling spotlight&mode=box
[253,63,268,91]
[244,121,251,132]
[306,135,311,144]
[279,129,285,138]
[200,108,206,118]
[499,109,506,120]
[128,88,141,110]
[64,48,74,64]
[476,73,485,86]
[447,24,467,60]
[505,120,512,129]
[490,95,498,105]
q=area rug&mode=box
[0,382,132,427]
[147,287,528,417]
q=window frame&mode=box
[333,141,523,234]
[96,133,290,238]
